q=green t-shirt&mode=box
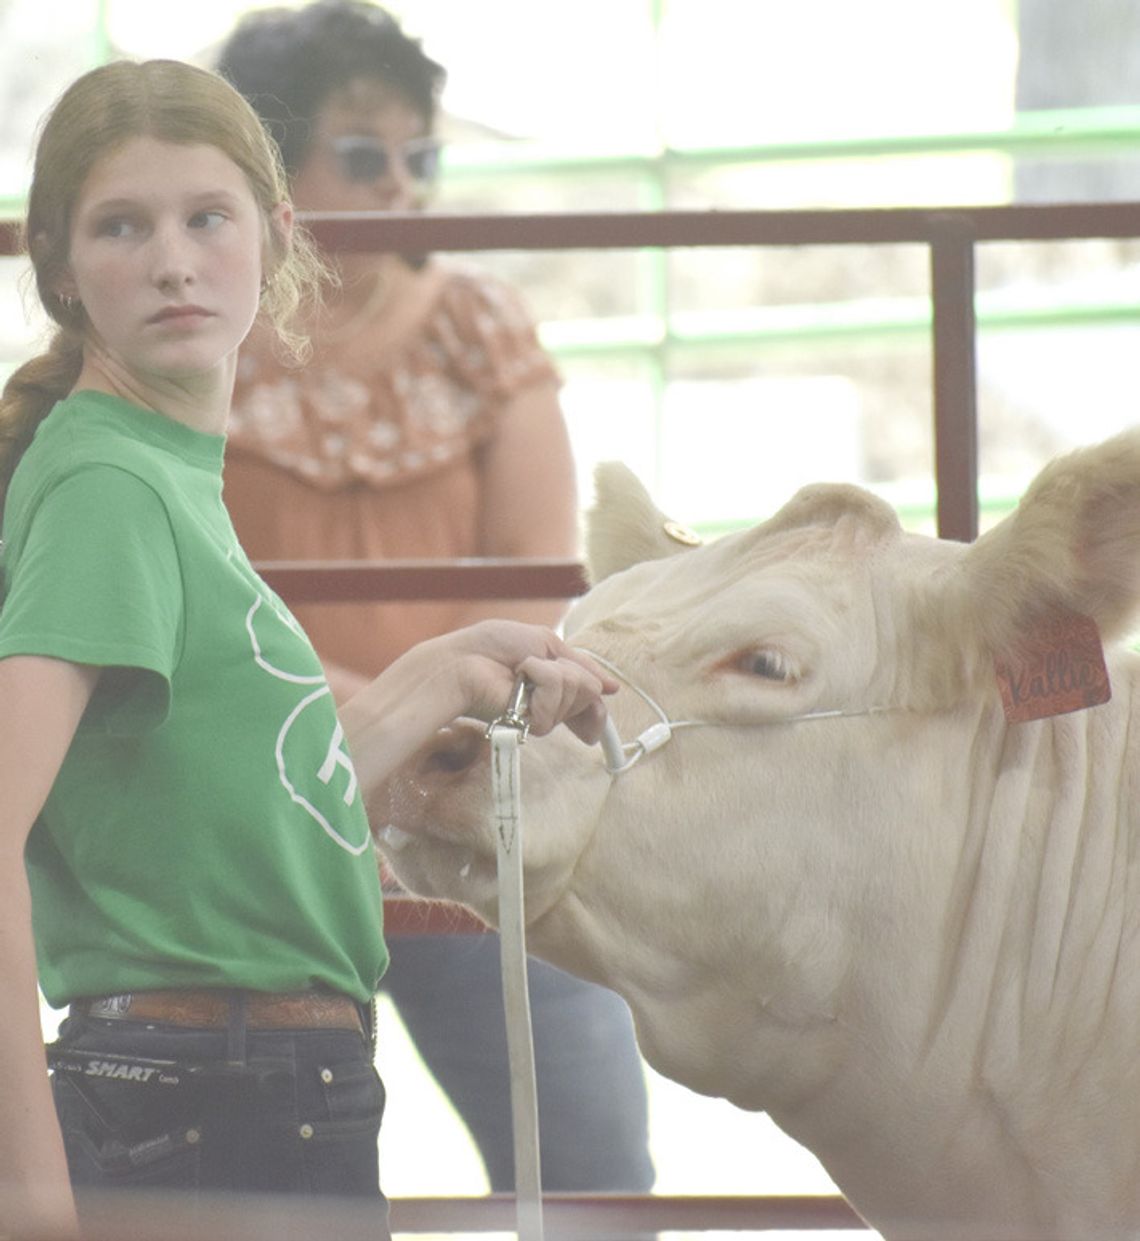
[0,392,387,1007]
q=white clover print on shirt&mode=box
[242,570,371,857]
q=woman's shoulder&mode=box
[422,261,559,392]
[432,261,543,334]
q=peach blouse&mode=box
[224,262,560,677]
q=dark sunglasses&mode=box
[330,135,442,184]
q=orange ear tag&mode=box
[994,609,1112,724]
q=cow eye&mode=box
[738,649,791,681]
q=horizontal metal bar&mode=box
[296,203,1140,254]
[45,1188,867,1237]
[442,103,1140,179]
[5,104,1140,216]
[542,294,1140,359]
[255,558,590,606]
[389,1192,867,1231]
[5,203,1140,260]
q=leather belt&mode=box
[72,989,364,1035]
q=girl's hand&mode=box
[441,620,617,743]
[341,621,619,794]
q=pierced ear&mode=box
[270,200,294,249]
[52,270,79,300]
[585,461,703,584]
[260,202,294,292]
[49,271,83,321]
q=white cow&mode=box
[374,430,1140,1240]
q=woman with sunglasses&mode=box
[216,0,656,1207]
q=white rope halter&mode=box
[578,647,894,775]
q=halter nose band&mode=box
[577,647,895,777]
[577,649,712,775]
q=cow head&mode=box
[374,427,1140,1236]
[373,427,1140,1021]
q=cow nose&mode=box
[417,721,488,779]
[366,721,489,843]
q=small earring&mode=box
[58,293,78,312]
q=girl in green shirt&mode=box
[0,57,613,1236]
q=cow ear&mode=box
[953,428,1140,654]
[585,462,703,583]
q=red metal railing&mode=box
[388,1192,866,1232]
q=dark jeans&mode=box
[383,934,655,1194]
[50,1012,388,1234]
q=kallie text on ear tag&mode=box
[994,609,1111,724]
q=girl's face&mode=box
[289,77,436,216]
[63,136,286,384]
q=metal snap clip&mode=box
[486,674,532,742]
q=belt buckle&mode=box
[88,993,134,1018]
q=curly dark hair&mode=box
[216,0,447,175]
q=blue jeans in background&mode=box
[50,1012,387,1232]
[383,933,655,1193]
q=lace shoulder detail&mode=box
[228,265,560,490]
